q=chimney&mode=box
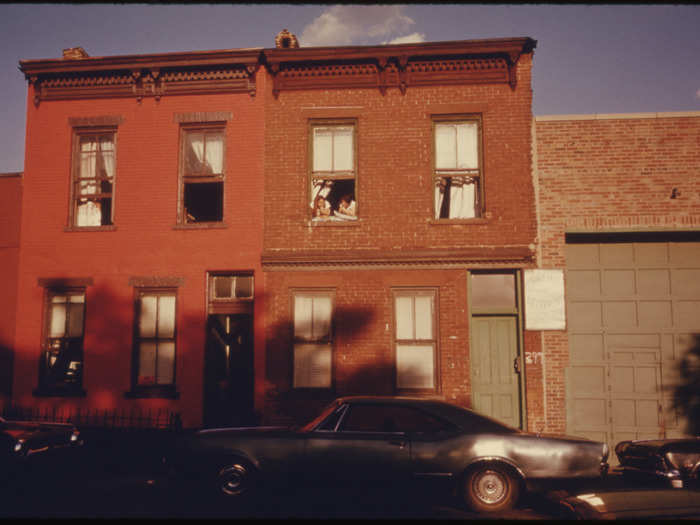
[62,47,89,60]
[275,29,299,49]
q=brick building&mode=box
[11,46,266,429]
[534,111,700,454]
[260,36,541,427]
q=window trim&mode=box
[34,286,87,397]
[291,288,336,390]
[177,122,227,226]
[67,126,117,230]
[431,114,484,221]
[308,119,358,222]
[392,287,440,393]
[127,287,180,399]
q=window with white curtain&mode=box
[293,291,333,388]
[180,126,225,223]
[393,289,438,390]
[41,289,86,391]
[72,131,115,227]
[433,118,482,219]
[310,121,357,221]
[135,289,177,387]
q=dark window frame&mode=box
[308,119,358,222]
[35,287,87,397]
[68,127,117,229]
[127,287,180,399]
[431,114,484,220]
[177,123,226,225]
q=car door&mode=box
[302,403,412,487]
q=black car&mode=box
[1,415,82,464]
[166,396,609,513]
[615,437,700,488]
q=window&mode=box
[133,289,177,390]
[211,274,254,301]
[470,272,516,311]
[180,126,224,223]
[40,289,86,393]
[293,291,333,388]
[310,122,357,221]
[71,130,115,227]
[340,404,455,435]
[393,289,438,390]
[433,117,482,219]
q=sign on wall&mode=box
[524,269,566,330]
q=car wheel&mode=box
[216,461,255,498]
[462,463,520,513]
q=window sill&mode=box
[429,217,489,225]
[125,387,180,399]
[309,218,360,227]
[172,222,228,230]
[64,225,117,232]
[33,387,87,398]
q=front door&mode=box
[470,316,521,428]
[203,314,254,428]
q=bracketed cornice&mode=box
[20,48,263,105]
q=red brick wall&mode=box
[534,112,700,433]
[12,73,266,428]
[262,56,538,425]
[0,173,22,400]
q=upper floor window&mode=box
[40,289,86,393]
[71,130,115,227]
[433,117,482,219]
[180,126,224,224]
[310,121,357,222]
[293,290,333,388]
[393,289,438,391]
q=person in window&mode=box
[336,194,356,219]
[314,195,331,219]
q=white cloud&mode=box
[384,32,427,45]
[300,5,420,47]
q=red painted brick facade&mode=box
[534,112,700,433]
[10,70,266,428]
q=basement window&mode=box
[310,122,357,221]
[180,126,224,224]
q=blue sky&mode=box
[1,4,699,173]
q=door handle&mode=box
[513,355,521,374]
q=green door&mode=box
[470,316,521,428]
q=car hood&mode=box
[1,420,76,439]
[562,489,700,519]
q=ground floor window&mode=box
[292,290,333,388]
[393,288,438,391]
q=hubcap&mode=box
[219,464,248,496]
[474,470,506,504]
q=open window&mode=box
[39,289,86,394]
[393,289,438,391]
[310,121,357,221]
[180,126,224,224]
[433,117,482,219]
[293,290,333,388]
[71,130,115,227]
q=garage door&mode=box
[565,241,700,457]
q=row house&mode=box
[6,32,543,431]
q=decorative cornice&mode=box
[20,49,262,105]
[261,246,535,271]
[263,37,536,96]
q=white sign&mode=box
[524,269,566,330]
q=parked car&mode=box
[615,437,700,488]
[165,396,609,513]
[1,415,83,467]
[558,488,700,519]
